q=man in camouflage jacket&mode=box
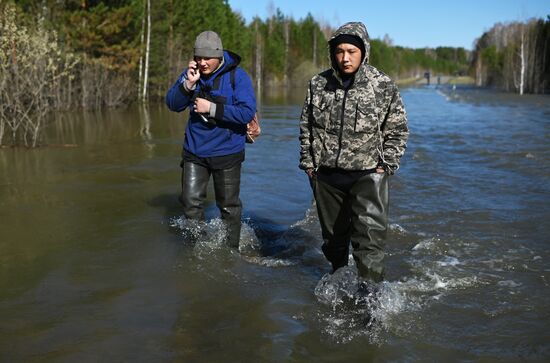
[299,22,408,283]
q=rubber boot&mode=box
[212,164,242,248]
[314,178,353,272]
[349,172,389,283]
[180,161,210,220]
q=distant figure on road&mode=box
[165,30,256,249]
[299,22,409,287]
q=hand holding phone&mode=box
[186,60,200,85]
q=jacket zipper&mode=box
[334,88,349,168]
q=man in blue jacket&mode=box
[166,30,256,248]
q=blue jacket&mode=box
[165,50,256,157]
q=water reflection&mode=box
[1,86,549,361]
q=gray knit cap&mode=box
[194,31,223,58]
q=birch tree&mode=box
[254,18,262,93]
[519,24,525,95]
[142,0,151,102]
[138,0,146,99]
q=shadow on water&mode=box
[244,207,328,260]
[148,193,182,220]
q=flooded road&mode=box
[1,86,549,362]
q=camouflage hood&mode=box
[328,22,371,76]
[299,21,408,174]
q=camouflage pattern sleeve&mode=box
[381,85,409,174]
[299,82,314,170]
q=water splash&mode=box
[170,216,296,267]
[436,256,461,267]
[313,267,393,344]
[412,237,439,251]
[311,228,485,345]
[314,267,362,307]
[311,264,480,345]
[238,221,262,256]
[170,217,229,259]
[389,223,407,234]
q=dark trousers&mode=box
[313,172,389,282]
[180,161,242,248]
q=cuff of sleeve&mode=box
[179,79,196,96]
[383,163,398,175]
[299,161,314,171]
[209,103,217,118]
[214,103,224,120]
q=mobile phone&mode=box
[188,62,199,77]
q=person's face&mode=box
[194,56,221,75]
[334,43,362,75]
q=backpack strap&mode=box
[212,67,237,91]
[212,74,222,90]
[230,68,236,89]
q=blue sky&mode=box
[227,0,549,49]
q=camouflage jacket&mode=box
[299,22,409,174]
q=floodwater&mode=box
[1,86,549,362]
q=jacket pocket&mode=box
[354,101,379,133]
[311,94,333,128]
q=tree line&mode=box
[5,0,545,147]
[472,16,550,94]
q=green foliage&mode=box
[63,2,139,71]
[369,39,397,74]
[0,2,79,146]
[5,0,492,107]
[253,11,328,86]
[370,40,469,78]
[144,0,251,93]
[481,46,502,75]
[264,12,286,76]
[472,18,550,93]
